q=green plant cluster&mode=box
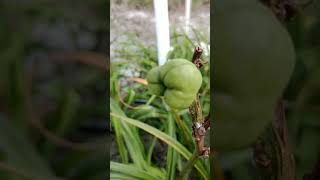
[110,30,210,179]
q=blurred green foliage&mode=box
[212,1,320,180]
[285,1,320,179]
[0,0,108,179]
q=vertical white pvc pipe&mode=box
[185,0,192,34]
[153,0,170,66]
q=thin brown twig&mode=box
[192,47,203,64]
[190,46,210,157]
[190,95,209,157]
[273,100,296,180]
[179,46,210,179]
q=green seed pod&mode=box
[147,59,202,109]
[212,0,295,151]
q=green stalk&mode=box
[172,109,192,149]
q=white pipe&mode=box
[185,0,192,34]
[153,0,170,66]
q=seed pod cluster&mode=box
[147,59,202,110]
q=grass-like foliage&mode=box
[110,30,210,179]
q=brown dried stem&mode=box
[189,46,210,157]
[192,46,203,63]
[253,100,296,180]
[179,46,210,179]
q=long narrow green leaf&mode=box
[110,99,128,163]
[43,89,80,156]
[110,172,141,180]
[111,116,128,163]
[110,113,208,180]
[130,105,165,121]
[110,162,165,180]
[146,135,157,165]
[110,99,147,169]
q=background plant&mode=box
[0,1,107,179]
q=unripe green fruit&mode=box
[213,0,295,151]
[147,59,202,109]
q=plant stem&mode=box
[253,100,296,180]
[172,109,192,149]
[192,46,203,64]
[189,46,210,157]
